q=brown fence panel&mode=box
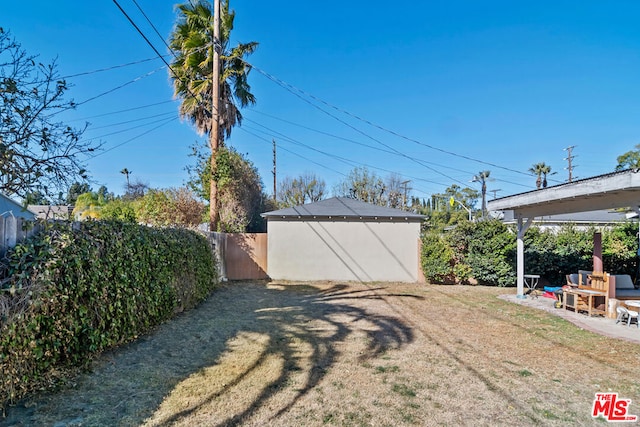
[224,233,268,280]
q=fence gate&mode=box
[210,232,268,281]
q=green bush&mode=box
[602,222,638,277]
[466,219,516,287]
[0,221,218,408]
[420,231,454,283]
[420,220,640,288]
[543,224,593,283]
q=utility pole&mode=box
[564,145,576,183]
[272,139,277,202]
[400,180,411,210]
[209,0,221,232]
[489,189,502,199]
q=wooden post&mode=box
[593,232,603,272]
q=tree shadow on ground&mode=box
[1,281,419,426]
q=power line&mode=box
[50,66,167,118]
[243,124,358,169]
[245,110,530,189]
[112,0,210,114]
[239,127,348,177]
[248,62,532,179]
[131,0,174,55]
[75,65,166,107]
[246,65,467,187]
[243,121,448,187]
[59,56,164,80]
[245,116,396,155]
[87,116,178,160]
[84,111,176,130]
[113,0,171,70]
[242,127,441,198]
[84,114,179,140]
[241,122,448,191]
[69,100,175,122]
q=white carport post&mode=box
[516,215,533,299]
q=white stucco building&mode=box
[262,197,426,282]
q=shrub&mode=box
[421,231,454,283]
[0,220,217,408]
[134,187,206,228]
[420,219,640,288]
[100,199,137,222]
[466,219,516,287]
[602,222,638,277]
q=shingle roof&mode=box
[261,197,426,221]
[28,205,73,220]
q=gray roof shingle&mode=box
[262,197,426,221]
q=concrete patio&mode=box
[500,293,640,345]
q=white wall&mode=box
[267,220,421,282]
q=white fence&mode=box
[0,216,40,257]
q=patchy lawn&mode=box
[2,281,640,426]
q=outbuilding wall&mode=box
[267,219,421,282]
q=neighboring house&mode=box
[494,209,630,232]
[1,193,37,255]
[261,197,426,282]
[28,205,74,220]
[0,193,36,220]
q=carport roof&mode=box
[487,169,640,217]
[261,197,426,221]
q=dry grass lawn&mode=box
[3,281,640,426]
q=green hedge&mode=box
[420,231,454,283]
[0,221,218,408]
[421,219,638,287]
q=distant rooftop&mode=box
[262,197,426,222]
[28,205,74,220]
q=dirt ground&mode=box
[2,281,640,426]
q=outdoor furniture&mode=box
[524,274,540,298]
[623,300,640,319]
[615,305,639,327]
[563,271,609,317]
[613,275,640,299]
[565,274,579,287]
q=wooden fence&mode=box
[208,232,268,281]
[0,216,40,257]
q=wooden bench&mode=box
[563,272,609,317]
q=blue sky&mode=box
[4,1,640,205]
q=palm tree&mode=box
[528,162,545,189]
[120,168,131,191]
[472,170,491,217]
[541,164,556,188]
[170,0,257,230]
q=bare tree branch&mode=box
[0,29,99,199]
